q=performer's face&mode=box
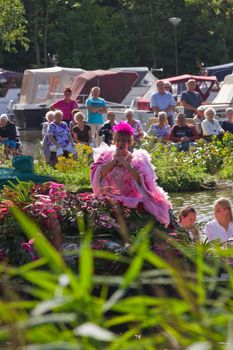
[115,134,130,154]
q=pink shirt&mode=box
[52,99,78,122]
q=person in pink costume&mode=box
[91,121,172,226]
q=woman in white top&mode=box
[201,107,224,137]
[205,198,233,243]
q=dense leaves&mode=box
[1,0,233,74]
[0,0,28,52]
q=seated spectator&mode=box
[193,105,205,135]
[42,111,55,138]
[69,108,80,132]
[221,108,233,134]
[98,111,117,145]
[125,109,144,143]
[47,110,77,166]
[72,112,92,145]
[205,198,233,243]
[41,111,55,163]
[0,114,20,158]
[148,111,171,141]
[201,108,224,139]
[170,113,199,151]
[178,206,199,241]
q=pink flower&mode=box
[169,232,178,238]
[22,242,33,253]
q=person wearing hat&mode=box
[181,79,203,118]
[193,105,206,135]
[49,87,78,124]
[222,108,233,134]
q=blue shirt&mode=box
[222,121,233,133]
[181,90,203,118]
[86,97,106,124]
[150,91,176,116]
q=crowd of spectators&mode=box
[1,80,233,245]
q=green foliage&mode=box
[0,179,34,205]
[0,0,28,52]
[219,156,233,180]
[142,141,207,192]
[141,135,233,192]
[0,207,233,349]
[35,161,91,192]
[2,0,233,73]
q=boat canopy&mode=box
[0,69,23,98]
[19,67,85,105]
[71,69,139,104]
[206,62,233,81]
[212,74,233,105]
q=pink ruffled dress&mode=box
[91,144,172,225]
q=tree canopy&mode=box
[0,0,28,51]
[1,0,233,76]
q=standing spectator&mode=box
[201,107,224,138]
[170,113,199,151]
[148,111,171,141]
[72,112,92,145]
[47,110,77,166]
[86,86,107,145]
[150,80,176,126]
[205,198,233,243]
[181,79,203,118]
[49,88,78,125]
[41,111,55,163]
[222,108,233,134]
[125,109,144,143]
[193,105,206,135]
[99,111,117,146]
[178,206,199,241]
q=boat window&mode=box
[36,79,50,100]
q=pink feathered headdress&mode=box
[113,121,135,135]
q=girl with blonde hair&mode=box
[205,198,233,243]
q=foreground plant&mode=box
[0,207,233,349]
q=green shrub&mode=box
[35,161,91,192]
[219,156,233,180]
[0,208,233,349]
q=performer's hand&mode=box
[117,156,130,169]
